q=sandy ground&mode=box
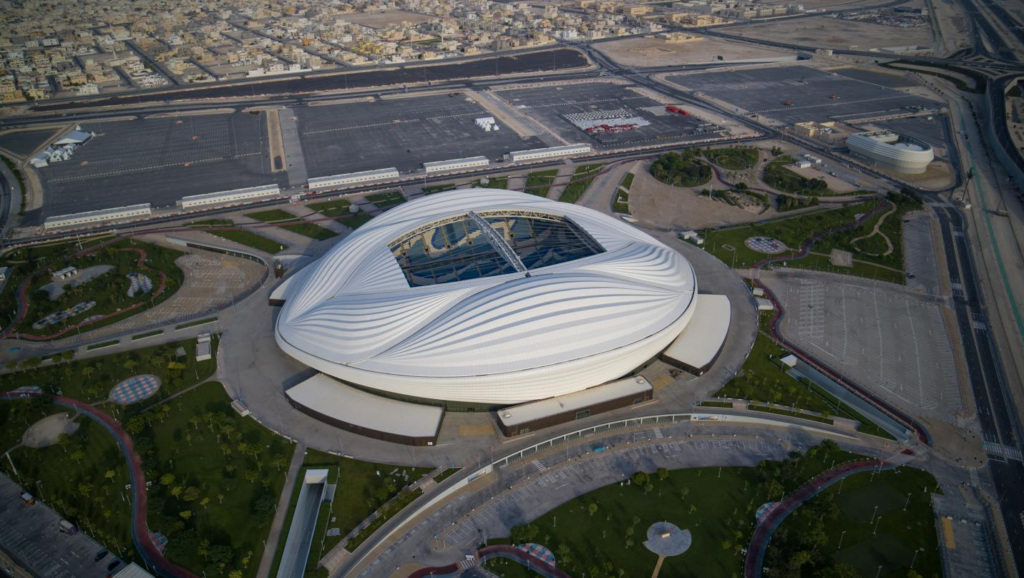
[594,36,794,68]
[757,0,881,8]
[22,413,78,449]
[338,10,435,28]
[628,160,785,229]
[885,159,955,190]
[730,17,933,50]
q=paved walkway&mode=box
[257,442,307,578]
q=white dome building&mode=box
[273,189,698,406]
[846,131,934,174]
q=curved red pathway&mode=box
[1,391,199,578]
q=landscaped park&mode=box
[650,150,712,188]
[490,441,939,578]
[0,238,185,340]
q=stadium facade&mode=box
[846,131,934,174]
[273,189,698,406]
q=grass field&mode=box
[423,183,457,195]
[307,199,352,217]
[613,172,633,214]
[366,191,406,209]
[337,213,374,230]
[762,156,838,196]
[139,381,295,577]
[704,147,758,170]
[713,321,893,439]
[188,219,234,227]
[558,164,604,204]
[2,238,186,339]
[205,228,286,254]
[280,222,338,241]
[1,417,137,563]
[514,442,858,577]
[770,467,941,578]
[524,170,558,197]
[702,201,879,269]
[650,152,712,187]
[477,176,509,189]
[245,209,299,223]
[433,467,461,484]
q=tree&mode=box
[57,433,71,453]
[160,473,175,486]
[228,572,242,578]
[180,510,192,522]
[126,416,147,435]
[170,486,183,500]
[588,503,598,517]
[657,468,669,482]
[631,471,649,487]
[510,524,539,544]
[70,449,85,464]
[104,470,116,483]
[78,482,93,498]
[680,487,690,502]
[643,482,654,495]
[200,497,210,510]
[198,538,210,560]
[182,486,200,502]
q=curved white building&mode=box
[846,131,934,174]
[273,189,698,406]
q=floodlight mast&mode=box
[466,210,530,276]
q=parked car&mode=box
[94,550,108,563]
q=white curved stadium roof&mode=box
[275,189,697,404]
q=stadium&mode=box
[845,131,935,174]
[272,189,700,409]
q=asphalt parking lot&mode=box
[902,210,941,296]
[497,82,716,149]
[0,129,59,157]
[764,270,962,422]
[295,94,545,177]
[31,113,286,225]
[0,474,113,578]
[832,68,919,89]
[669,66,940,124]
[870,115,951,152]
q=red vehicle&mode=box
[665,105,689,116]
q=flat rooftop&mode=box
[499,376,652,428]
[662,294,731,373]
[286,374,443,438]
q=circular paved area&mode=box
[644,522,691,557]
[22,413,78,449]
[110,374,162,405]
[744,236,787,254]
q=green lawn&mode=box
[0,397,66,451]
[524,170,558,197]
[245,209,299,223]
[704,147,759,170]
[3,238,186,338]
[559,164,603,204]
[337,213,374,230]
[366,191,406,209]
[769,467,941,578]
[307,199,352,218]
[1,417,137,562]
[650,151,712,187]
[702,201,879,269]
[423,183,457,195]
[300,449,431,554]
[511,442,860,578]
[433,467,461,484]
[205,229,286,254]
[763,156,837,196]
[484,558,542,577]
[137,381,295,577]
[280,222,338,241]
[188,219,234,227]
[1,336,218,410]
[714,322,892,438]
[477,176,509,189]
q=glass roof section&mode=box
[389,211,604,287]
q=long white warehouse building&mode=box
[509,144,592,163]
[307,168,400,191]
[846,131,934,174]
[423,156,489,174]
[44,204,152,230]
[272,189,700,405]
[177,184,281,209]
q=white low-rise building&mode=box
[177,184,281,209]
[509,144,592,163]
[307,168,400,191]
[43,203,152,230]
[423,156,489,174]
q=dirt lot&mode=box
[338,10,435,28]
[730,17,933,50]
[594,36,794,67]
[628,160,784,229]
